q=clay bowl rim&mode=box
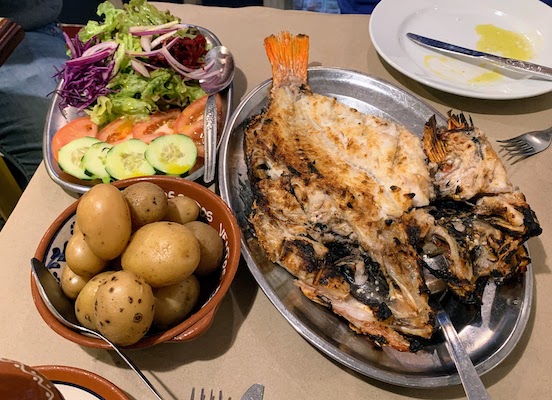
[0,358,64,400]
[30,176,241,349]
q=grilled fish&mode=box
[244,32,541,352]
[245,32,435,351]
[420,114,542,302]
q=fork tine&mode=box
[191,387,226,400]
[497,137,523,144]
[511,154,530,165]
[499,141,526,150]
[509,147,535,157]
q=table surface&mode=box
[1,4,552,400]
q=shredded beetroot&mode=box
[149,35,207,69]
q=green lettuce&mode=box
[77,0,206,126]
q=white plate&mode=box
[369,0,552,99]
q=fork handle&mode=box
[437,311,492,400]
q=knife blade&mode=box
[240,384,264,400]
[406,32,552,81]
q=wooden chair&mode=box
[0,156,22,220]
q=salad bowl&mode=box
[43,25,233,195]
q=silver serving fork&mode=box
[497,126,552,164]
[190,388,225,400]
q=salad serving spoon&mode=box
[199,45,235,184]
[31,258,165,400]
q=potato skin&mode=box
[153,275,200,330]
[164,195,200,225]
[61,265,90,300]
[121,221,200,288]
[76,184,132,261]
[94,270,155,346]
[122,182,168,230]
[75,271,115,330]
[184,221,224,276]
[65,230,108,277]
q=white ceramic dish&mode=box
[369,0,552,99]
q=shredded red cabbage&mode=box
[54,33,117,111]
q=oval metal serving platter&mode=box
[43,26,233,195]
[218,67,533,388]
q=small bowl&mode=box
[31,176,241,349]
[0,358,64,400]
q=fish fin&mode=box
[264,31,309,89]
[423,115,447,164]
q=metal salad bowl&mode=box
[217,67,533,388]
[43,25,233,195]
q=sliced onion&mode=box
[131,59,151,77]
[140,35,153,53]
[129,20,179,34]
[126,48,163,58]
[66,49,114,66]
[150,30,178,49]
[63,32,77,58]
[82,41,118,57]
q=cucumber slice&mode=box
[58,136,101,180]
[105,139,156,180]
[82,141,113,184]
[145,134,198,176]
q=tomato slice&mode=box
[131,109,181,144]
[51,116,98,161]
[97,117,135,145]
[173,94,222,157]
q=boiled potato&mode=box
[164,195,199,225]
[122,182,168,230]
[184,221,224,276]
[72,220,81,236]
[75,271,115,330]
[61,265,90,300]
[66,230,108,277]
[76,183,132,260]
[153,275,200,330]
[94,270,155,346]
[121,221,200,288]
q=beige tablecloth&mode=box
[1,4,551,399]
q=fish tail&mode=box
[264,31,309,88]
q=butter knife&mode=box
[240,384,264,400]
[406,32,552,81]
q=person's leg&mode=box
[0,22,67,189]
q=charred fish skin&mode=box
[421,113,542,303]
[423,112,514,201]
[244,32,435,352]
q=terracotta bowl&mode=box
[31,176,241,349]
[0,358,65,400]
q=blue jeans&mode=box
[0,22,67,189]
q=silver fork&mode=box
[189,388,226,400]
[497,126,552,164]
